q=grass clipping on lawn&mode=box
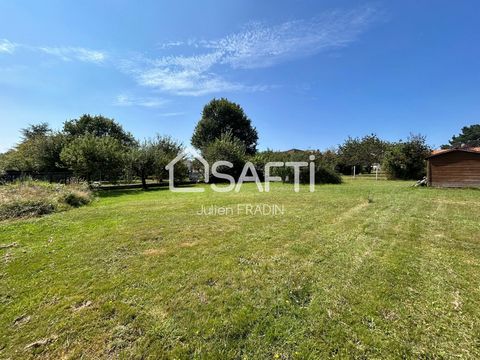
[0,181,93,220]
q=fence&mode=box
[1,170,74,184]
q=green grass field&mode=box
[1,180,479,359]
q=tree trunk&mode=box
[141,173,148,190]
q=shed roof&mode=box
[427,147,480,159]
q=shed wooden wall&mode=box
[428,151,480,187]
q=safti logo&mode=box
[166,150,316,193]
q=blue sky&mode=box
[1,0,479,152]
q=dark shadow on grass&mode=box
[97,184,201,198]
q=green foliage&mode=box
[21,123,51,140]
[1,118,189,186]
[338,134,390,174]
[443,124,480,148]
[0,130,67,173]
[252,149,342,184]
[314,148,340,171]
[202,132,247,180]
[151,135,187,182]
[0,181,92,220]
[308,166,342,184]
[63,114,136,147]
[127,141,157,189]
[60,134,126,182]
[383,134,431,180]
[192,98,258,155]
[127,136,186,188]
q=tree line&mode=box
[1,98,478,187]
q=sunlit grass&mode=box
[1,179,479,358]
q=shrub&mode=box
[311,166,342,184]
[63,190,92,207]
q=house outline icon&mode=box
[165,149,209,192]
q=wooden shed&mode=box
[426,147,480,187]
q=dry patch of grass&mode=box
[142,248,166,256]
[0,181,93,220]
[179,241,199,248]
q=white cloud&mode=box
[208,7,376,69]
[0,6,376,97]
[136,66,246,96]
[114,94,169,108]
[0,39,17,54]
[126,6,376,96]
[38,46,107,63]
[0,38,107,63]
[158,112,185,117]
[157,41,184,49]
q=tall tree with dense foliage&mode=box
[63,114,136,147]
[0,124,66,173]
[191,98,258,155]
[21,122,51,140]
[383,134,431,180]
[443,124,480,148]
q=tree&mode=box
[443,124,480,148]
[202,132,247,180]
[1,124,66,173]
[60,134,126,182]
[126,136,185,188]
[192,98,258,155]
[315,148,339,171]
[63,114,136,147]
[338,134,390,174]
[151,135,186,183]
[383,134,431,180]
[21,123,51,140]
[127,140,157,189]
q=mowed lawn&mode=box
[1,180,479,359]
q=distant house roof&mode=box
[427,147,480,159]
[283,148,316,154]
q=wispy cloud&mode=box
[122,52,249,96]
[1,6,377,97]
[206,8,376,69]
[158,112,185,117]
[157,41,184,49]
[114,94,169,108]
[0,39,107,64]
[0,39,17,54]
[38,46,107,63]
[129,6,376,96]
